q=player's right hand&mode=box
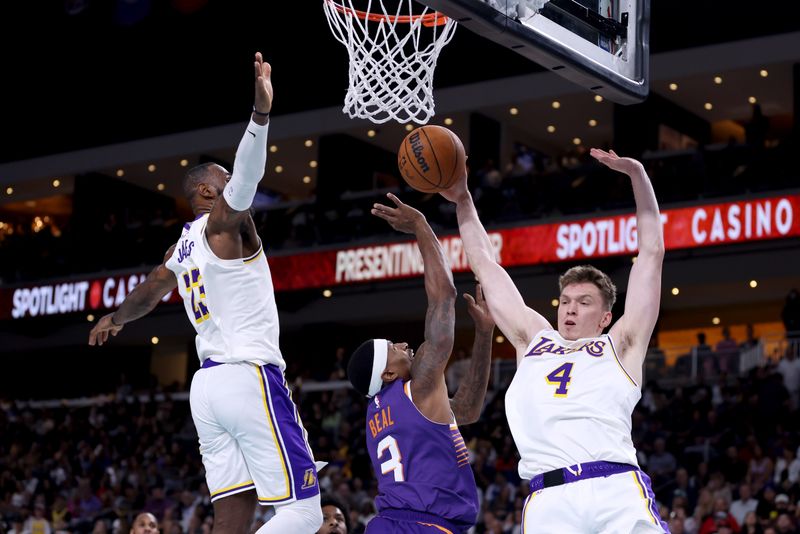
[371,193,425,234]
[88,313,124,346]
[439,164,469,203]
[253,51,272,115]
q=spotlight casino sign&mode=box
[4,194,798,320]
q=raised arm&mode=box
[594,149,665,382]
[205,52,272,259]
[450,284,494,425]
[443,178,551,359]
[88,245,178,346]
[371,193,456,420]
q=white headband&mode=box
[367,339,389,397]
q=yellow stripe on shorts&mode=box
[256,365,292,501]
[631,471,659,525]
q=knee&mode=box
[299,498,323,532]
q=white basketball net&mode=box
[323,0,457,124]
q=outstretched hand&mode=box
[371,193,425,234]
[254,52,273,114]
[439,164,469,203]
[88,313,124,346]
[464,283,495,333]
[590,148,644,176]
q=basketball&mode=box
[398,125,466,193]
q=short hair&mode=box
[320,494,351,533]
[182,162,217,201]
[347,340,378,397]
[558,265,616,310]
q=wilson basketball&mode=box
[398,125,466,193]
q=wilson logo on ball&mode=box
[408,132,430,172]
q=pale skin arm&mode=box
[593,149,665,385]
[450,284,495,425]
[442,175,551,361]
[372,193,456,424]
[205,52,273,260]
[88,246,178,346]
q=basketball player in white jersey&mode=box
[89,53,323,534]
[441,148,669,533]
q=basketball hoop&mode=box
[323,0,457,124]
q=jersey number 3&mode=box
[182,268,210,324]
[546,362,574,397]
[377,435,405,482]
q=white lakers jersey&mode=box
[505,329,640,479]
[165,214,284,369]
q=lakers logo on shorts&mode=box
[301,468,317,489]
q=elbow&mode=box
[641,239,665,260]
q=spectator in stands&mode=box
[130,512,159,534]
[716,326,739,374]
[745,103,769,151]
[695,332,715,378]
[731,483,759,527]
[773,447,800,487]
[24,503,52,534]
[757,484,779,521]
[740,324,759,351]
[317,496,349,534]
[775,512,798,534]
[699,508,739,534]
[776,351,800,410]
[740,511,763,534]
[648,437,678,487]
[749,446,775,493]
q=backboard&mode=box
[419,0,650,104]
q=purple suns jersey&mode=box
[366,379,479,529]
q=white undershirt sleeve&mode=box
[222,118,269,212]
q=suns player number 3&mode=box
[377,435,405,482]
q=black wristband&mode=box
[110,314,122,327]
[252,106,270,117]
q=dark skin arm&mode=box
[371,193,457,424]
[88,245,178,346]
[450,283,495,425]
[205,51,272,260]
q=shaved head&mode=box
[183,162,217,200]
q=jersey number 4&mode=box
[181,268,210,324]
[546,362,574,397]
[377,435,405,482]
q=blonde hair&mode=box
[558,265,617,310]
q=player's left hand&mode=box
[88,313,124,346]
[253,51,273,114]
[465,283,494,333]
[590,148,644,176]
[371,193,425,234]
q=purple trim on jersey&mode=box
[529,461,636,492]
[367,509,463,533]
[635,470,670,532]
[183,223,191,231]
[201,359,223,369]
[210,482,255,501]
[261,364,320,502]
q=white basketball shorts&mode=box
[190,361,320,505]
[522,467,669,533]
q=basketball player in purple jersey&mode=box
[347,193,494,534]
[442,149,669,532]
